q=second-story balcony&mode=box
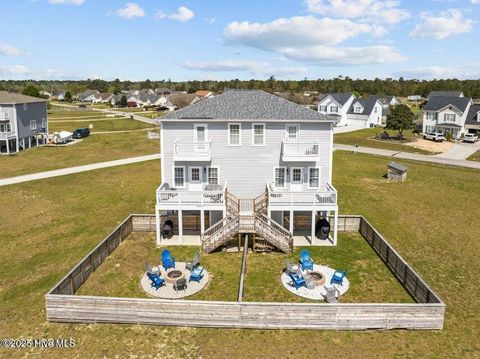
[156,182,225,210]
[267,182,337,209]
[281,140,319,162]
[174,140,212,162]
[0,130,16,140]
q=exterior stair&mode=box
[201,190,293,254]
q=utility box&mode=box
[387,162,408,181]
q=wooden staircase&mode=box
[201,190,293,253]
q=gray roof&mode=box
[0,91,47,104]
[347,99,378,115]
[368,95,395,105]
[422,96,471,113]
[162,90,336,121]
[465,104,480,125]
[388,162,408,173]
[318,92,355,106]
[427,91,463,99]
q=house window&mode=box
[252,123,265,146]
[194,124,207,142]
[207,167,219,185]
[23,103,28,111]
[291,168,302,183]
[426,112,438,121]
[41,118,46,128]
[425,126,435,133]
[190,167,201,182]
[330,105,339,113]
[308,168,320,188]
[354,105,362,113]
[374,107,378,113]
[30,120,37,130]
[319,105,327,112]
[274,167,286,188]
[228,123,241,145]
[174,167,185,187]
[285,124,299,141]
[444,113,456,123]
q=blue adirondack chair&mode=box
[161,249,176,270]
[289,272,306,290]
[330,269,347,286]
[147,272,165,290]
[299,249,314,271]
[189,266,205,283]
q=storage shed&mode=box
[387,162,408,181]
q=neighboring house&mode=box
[317,93,356,127]
[169,93,202,110]
[52,91,66,101]
[40,90,53,99]
[367,95,399,119]
[195,90,215,98]
[138,94,169,108]
[90,93,113,104]
[407,95,423,101]
[155,90,340,252]
[155,88,173,96]
[0,91,48,155]
[77,90,99,102]
[463,104,480,135]
[427,91,464,99]
[138,89,155,96]
[422,96,473,139]
[347,99,383,128]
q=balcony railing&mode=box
[267,182,337,208]
[0,112,9,120]
[156,182,225,208]
[174,140,212,161]
[0,131,16,140]
[281,141,319,162]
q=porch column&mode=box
[28,136,31,149]
[6,139,9,155]
[15,139,19,152]
[155,207,161,246]
[178,209,183,244]
[289,210,294,234]
[333,209,338,246]
[200,210,205,234]
[311,211,316,245]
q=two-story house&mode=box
[317,93,356,127]
[0,91,48,155]
[155,90,339,253]
[368,95,399,119]
[346,98,383,128]
[465,104,480,135]
[422,96,473,139]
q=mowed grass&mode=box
[334,128,433,154]
[78,233,242,302]
[243,232,412,303]
[49,118,153,132]
[0,152,479,357]
[0,131,158,179]
[467,150,480,162]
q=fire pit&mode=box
[165,269,185,283]
[309,271,326,286]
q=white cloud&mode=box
[470,0,480,4]
[394,65,480,79]
[116,3,145,19]
[0,44,24,56]
[182,60,308,77]
[0,65,68,79]
[304,0,410,24]
[48,0,85,5]
[410,9,474,39]
[224,16,406,66]
[0,65,31,75]
[156,6,194,22]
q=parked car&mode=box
[73,128,90,139]
[423,132,445,142]
[463,133,478,143]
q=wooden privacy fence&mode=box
[46,214,445,330]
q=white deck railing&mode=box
[267,182,337,208]
[0,131,15,140]
[156,182,225,208]
[281,140,319,161]
[174,140,212,161]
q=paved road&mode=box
[0,154,161,187]
[334,144,480,170]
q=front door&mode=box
[194,124,208,152]
[189,166,202,191]
[290,167,303,192]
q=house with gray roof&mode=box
[0,91,48,154]
[367,95,399,118]
[427,91,464,99]
[464,104,480,135]
[346,98,383,128]
[155,90,340,252]
[317,93,356,127]
[422,96,473,139]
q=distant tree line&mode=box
[2,76,480,98]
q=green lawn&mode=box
[467,150,480,162]
[49,118,154,132]
[0,131,158,179]
[0,152,479,357]
[243,233,412,303]
[334,128,434,154]
[78,233,242,302]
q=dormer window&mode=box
[319,105,327,112]
[330,105,339,113]
[354,105,362,113]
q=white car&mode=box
[463,133,478,143]
[423,132,445,142]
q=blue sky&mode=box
[0,0,479,81]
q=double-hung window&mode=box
[208,167,219,185]
[30,120,37,131]
[308,168,320,188]
[41,118,47,128]
[274,167,286,188]
[228,123,241,145]
[444,113,456,123]
[330,105,339,113]
[285,124,299,141]
[319,105,327,112]
[252,123,265,146]
[174,167,185,188]
[23,103,28,111]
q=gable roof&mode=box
[169,93,200,109]
[347,99,378,115]
[422,96,471,113]
[465,104,480,125]
[0,91,47,104]
[318,93,355,106]
[427,91,463,99]
[368,95,395,105]
[162,90,336,121]
[195,90,213,97]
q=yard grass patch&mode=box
[467,150,480,162]
[49,118,153,132]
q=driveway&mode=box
[434,141,480,160]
